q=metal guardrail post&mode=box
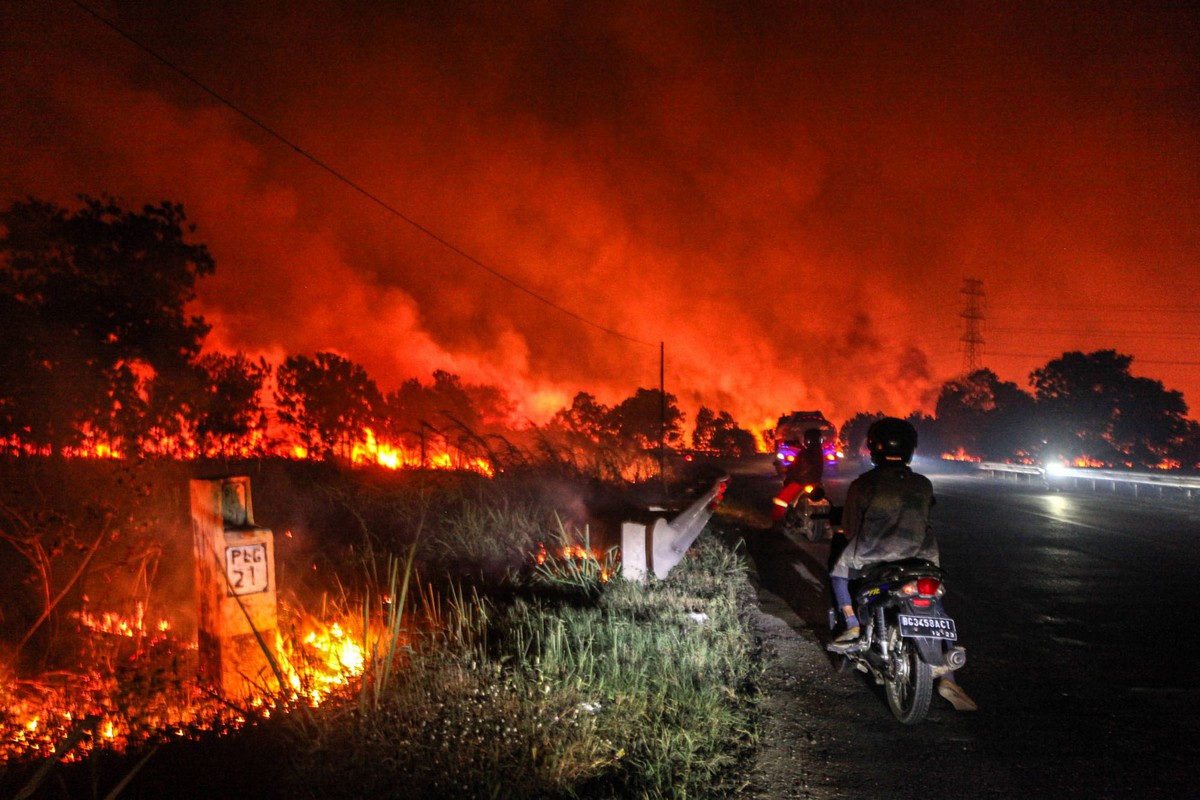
[621,475,729,583]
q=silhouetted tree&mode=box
[549,392,613,443]
[0,195,213,454]
[384,379,434,442]
[1031,350,1189,467]
[935,369,1037,460]
[905,412,945,461]
[692,407,757,457]
[1106,375,1191,467]
[275,352,380,460]
[193,352,271,457]
[839,412,885,460]
[381,370,514,463]
[536,391,623,477]
[426,371,515,434]
[1176,420,1200,470]
[692,407,718,453]
[608,388,684,450]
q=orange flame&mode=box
[4,425,493,476]
[1,601,409,764]
[535,542,612,583]
[350,428,494,475]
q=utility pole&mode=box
[960,278,985,375]
[659,341,666,500]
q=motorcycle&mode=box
[828,558,967,724]
[776,482,832,542]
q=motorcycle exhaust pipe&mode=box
[945,646,967,670]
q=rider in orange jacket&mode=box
[772,427,825,523]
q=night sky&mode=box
[2,1,1197,431]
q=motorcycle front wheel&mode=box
[885,625,933,724]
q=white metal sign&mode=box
[224,542,269,596]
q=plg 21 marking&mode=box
[224,543,269,596]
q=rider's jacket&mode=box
[831,463,938,579]
[772,445,826,521]
[784,445,824,486]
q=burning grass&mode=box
[0,590,426,766]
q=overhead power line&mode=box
[65,0,656,348]
[991,304,1200,314]
[987,352,1200,367]
[989,328,1200,340]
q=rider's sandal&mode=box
[827,626,862,652]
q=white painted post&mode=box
[190,476,279,700]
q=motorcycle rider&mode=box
[771,427,826,524]
[829,416,977,711]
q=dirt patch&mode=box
[740,585,844,799]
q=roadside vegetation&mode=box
[1,458,761,799]
[284,526,758,799]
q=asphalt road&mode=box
[727,456,1200,799]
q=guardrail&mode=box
[978,462,1043,477]
[976,461,1200,499]
[621,475,729,582]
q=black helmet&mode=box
[803,428,823,447]
[867,417,917,465]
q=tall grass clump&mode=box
[530,518,620,602]
[419,474,572,583]
[283,513,761,800]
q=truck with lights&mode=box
[772,411,842,477]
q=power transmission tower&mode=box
[960,278,985,375]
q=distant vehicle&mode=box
[772,410,842,477]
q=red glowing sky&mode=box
[2,1,1197,431]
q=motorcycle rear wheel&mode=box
[797,501,823,541]
[885,626,933,724]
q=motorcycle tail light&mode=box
[911,598,932,608]
[916,577,941,596]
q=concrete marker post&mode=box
[190,476,279,700]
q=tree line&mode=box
[0,196,756,473]
[840,358,1199,469]
[2,196,1195,471]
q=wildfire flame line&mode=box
[2,426,494,477]
[1,604,400,765]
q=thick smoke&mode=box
[2,0,1196,429]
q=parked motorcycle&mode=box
[828,558,967,724]
[776,482,832,542]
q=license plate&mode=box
[898,614,957,640]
